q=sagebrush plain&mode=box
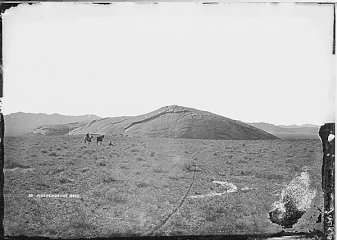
[3,135,323,237]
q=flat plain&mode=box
[3,135,324,238]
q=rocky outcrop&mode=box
[69,105,278,140]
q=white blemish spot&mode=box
[189,181,238,199]
[328,134,335,142]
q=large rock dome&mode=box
[69,105,278,140]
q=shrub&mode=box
[285,159,292,164]
[168,176,180,181]
[67,160,76,165]
[153,167,164,173]
[49,152,57,157]
[182,163,195,172]
[112,194,127,204]
[41,150,48,153]
[237,170,253,176]
[136,157,144,161]
[36,182,50,190]
[255,171,284,180]
[59,178,72,184]
[51,168,64,174]
[84,150,92,154]
[5,223,26,236]
[5,162,30,169]
[150,152,155,157]
[136,182,149,188]
[103,177,117,183]
[69,213,91,229]
[46,227,58,235]
[292,165,301,172]
[238,159,248,164]
[202,205,223,222]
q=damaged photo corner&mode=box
[0,1,335,239]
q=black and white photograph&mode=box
[1,1,335,238]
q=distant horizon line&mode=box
[3,111,325,127]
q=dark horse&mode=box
[84,133,93,144]
[97,135,104,145]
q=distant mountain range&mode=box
[3,109,321,139]
[277,124,319,129]
[246,122,320,139]
[4,112,100,136]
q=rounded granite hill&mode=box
[69,105,278,140]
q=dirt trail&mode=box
[142,165,198,236]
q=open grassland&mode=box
[3,135,323,237]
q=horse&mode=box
[97,135,104,145]
[84,134,93,144]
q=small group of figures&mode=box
[84,133,114,146]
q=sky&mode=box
[2,2,335,125]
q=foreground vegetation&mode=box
[3,135,323,237]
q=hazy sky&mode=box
[2,2,335,125]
